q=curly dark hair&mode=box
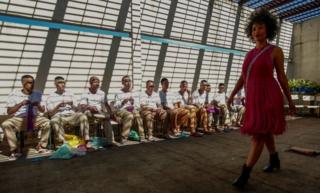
[245,8,279,42]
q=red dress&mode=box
[241,44,286,135]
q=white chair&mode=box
[301,95,320,117]
[289,94,304,115]
[304,95,320,117]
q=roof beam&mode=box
[260,0,294,10]
[239,0,250,5]
[279,1,320,19]
[288,8,320,23]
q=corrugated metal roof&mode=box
[233,0,320,23]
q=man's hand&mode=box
[122,99,129,105]
[226,98,233,111]
[64,101,73,106]
[288,101,296,116]
[31,101,41,107]
[21,100,31,106]
[58,102,66,108]
[110,112,116,121]
[87,105,98,113]
[129,97,134,104]
[155,108,162,114]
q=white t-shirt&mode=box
[213,92,227,105]
[159,90,179,109]
[206,92,214,104]
[140,91,160,109]
[114,89,140,110]
[176,91,191,107]
[192,90,207,106]
[6,90,43,117]
[46,90,77,116]
[233,91,245,106]
[79,89,106,112]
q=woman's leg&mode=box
[263,134,280,172]
[233,134,266,187]
[246,135,265,167]
[264,134,276,154]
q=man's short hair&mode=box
[219,83,225,87]
[54,76,65,82]
[146,80,154,86]
[21,75,34,82]
[122,75,131,82]
[180,80,188,85]
[160,77,168,84]
[89,76,100,84]
[200,80,208,85]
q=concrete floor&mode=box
[0,117,319,193]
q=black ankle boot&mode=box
[263,152,280,172]
[232,164,252,188]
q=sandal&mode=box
[8,152,22,161]
[36,146,52,154]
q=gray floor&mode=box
[0,117,319,193]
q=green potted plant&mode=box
[288,79,298,93]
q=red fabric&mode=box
[241,44,286,135]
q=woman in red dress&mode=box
[227,9,296,188]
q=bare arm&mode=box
[48,102,65,117]
[7,100,28,115]
[80,104,87,112]
[226,75,244,110]
[32,102,45,113]
[104,102,113,114]
[273,47,295,114]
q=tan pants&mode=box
[115,109,134,139]
[167,108,189,133]
[141,108,167,138]
[230,105,245,126]
[183,105,197,132]
[84,110,114,144]
[50,112,90,142]
[196,107,208,131]
[131,110,145,138]
[213,105,228,127]
[1,116,50,151]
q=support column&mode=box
[191,0,215,92]
[101,0,131,94]
[224,4,242,91]
[34,0,69,91]
[153,0,178,91]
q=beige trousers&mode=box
[50,112,90,142]
[131,110,145,138]
[1,116,50,151]
[115,109,134,139]
[196,107,208,130]
[166,108,189,133]
[141,108,167,138]
[183,105,198,132]
[84,110,114,143]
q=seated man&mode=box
[46,76,90,148]
[177,80,203,137]
[1,75,51,160]
[205,84,220,132]
[213,83,229,130]
[159,78,189,137]
[140,80,167,140]
[192,80,212,134]
[79,76,114,145]
[229,91,245,127]
[114,75,145,143]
